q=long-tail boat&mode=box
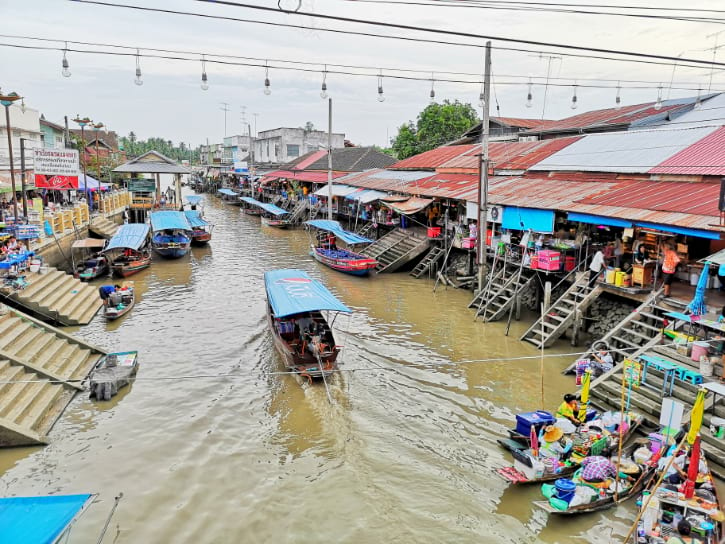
[264,268,350,380]
[149,211,192,259]
[218,188,242,205]
[258,201,293,228]
[71,238,108,281]
[184,210,213,245]
[103,223,152,277]
[305,219,378,276]
[240,196,264,216]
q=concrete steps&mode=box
[4,268,102,326]
[89,217,119,239]
[0,307,106,447]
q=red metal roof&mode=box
[406,173,481,201]
[388,145,477,170]
[487,176,615,210]
[649,127,725,175]
[260,169,347,184]
[292,150,328,170]
[492,117,551,129]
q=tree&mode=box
[303,121,315,132]
[390,100,479,159]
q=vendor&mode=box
[580,456,617,483]
[633,244,648,265]
[539,425,572,458]
[666,520,694,544]
[556,394,580,428]
[590,348,614,377]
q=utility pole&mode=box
[327,98,333,221]
[19,138,28,218]
[476,41,492,293]
[536,53,561,120]
[220,102,230,137]
[248,123,255,177]
[705,30,725,93]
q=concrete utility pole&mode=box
[248,123,255,177]
[220,102,230,136]
[476,41,492,293]
[19,138,28,218]
[327,98,333,221]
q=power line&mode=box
[68,0,725,70]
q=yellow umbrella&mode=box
[687,388,706,445]
[578,370,591,422]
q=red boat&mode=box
[305,219,378,276]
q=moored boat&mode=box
[218,187,242,205]
[150,211,192,259]
[71,238,108,281]
[103,223,152,278]
[103,284,135,320]
[258,201,293,228]
[240,196,264,216]
[184,210,214,245]
[89,350,139,400]
[0,493,96,542]
[264,268,351,380]
[305,219,378,276]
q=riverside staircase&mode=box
[520,274,603,348]
[410,246,445,278]
[357,223,377,240]
[469,264,536,322]
[0,306,106,446]
[1,268,102,326]
[88,216,119,239]
[288,200,310,224]
[360,228,430,273]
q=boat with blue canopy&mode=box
[186,195,203,209]
[0,493,94,544]
[103,223,152,277]
[184,210,214,245]
[240,196,264,216]
[218,188,242,205]
[258,202,293,228]
[149,211,192,259]
[264,269,350,380]
[305,219,378,276]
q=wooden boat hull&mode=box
[103,289,135,321]
[311,247,378,276]
[78,265,108,281]
[191,229,212,245]
[261,216,292,229]
[152,233,191,258]
[244,208,262,216]
[89,351,139,400]
[111,256,151,278]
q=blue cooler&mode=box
[554,478,577,504]
[515,410,555,437]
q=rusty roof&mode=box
[649,126,725,176]
[388,144,477,170]
[492,117,552,129]
[487,176,615,209]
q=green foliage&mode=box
[390,100,479,159]
[118,135,199,164]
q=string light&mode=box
[200,54,209,91]
[377,69,385,102]
[429,73,435,102]
[320,64,328,99]
[615,82,621,109]
[654,84,663,110]
[694,87,703,110]
[264,60,271,95]
[20,98,26,114]
[61,41,71,78]
[525,77,533,108]
[134,48,143,86]
[570,82,578,110]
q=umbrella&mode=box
[578,370,591,422]
[687,388,706,445]
[686,262,710,316]
[529,424,539,457]
[683,435,701,499]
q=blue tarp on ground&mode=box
[186,195,203,205]
[150,211,191,232]
[0,494,92,544]
[264,269,351,318]
[502,206,555,233]
[258,202,289,216]
[218,188,238,197]
[567,212,633,228]
[305,220,373,245]
[183,210,210,228]
[103,223,150,252]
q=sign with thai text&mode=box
[33,149,79,189]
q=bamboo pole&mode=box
[540,302,545,410]
[614,366,627,502]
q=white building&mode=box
[222,134,252,165]
[254,127,345,165]
[0,103,41,176]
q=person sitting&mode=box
[556,394,580,428]
[539,425,572,459]
[590,348,614,377]
[666,519,694,543]
[580,455,617,484]
[633,244,648,265]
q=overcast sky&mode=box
[2,0,724,147]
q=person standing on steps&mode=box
[661,244,681,297]
[589,248,605,287]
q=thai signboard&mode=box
[128,178,157,193]
[33,149,80,190]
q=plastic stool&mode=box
[680,369,703,385]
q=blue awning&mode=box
[150,211,192,232]
[103,223,150,252]
[0,494,93,544]
[567,212,633,228]
[183,210,210,228]
[502,206,555,233]
[186,195,203,205]
[305,220,373,245]
[635,221,721,240]
[264,269,351,318]
[258,202,289,216]
[218,188,237,197]
[240,196,263,206]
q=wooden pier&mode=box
[360,228,430,273]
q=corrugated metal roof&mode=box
[407,173,481,202]
[492,117,549,129]
[261,170,348,183]
[338,169,435,192]
[649,126,725,175]
[530,126,718,173]
[437,138,581,171]
[570,204,718,231]
[292,150,328,170]
[388,145,477,170]
[487,177,616,209]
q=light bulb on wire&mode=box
[134,49,143,86]
[200,55,209,91]
[429,73,435,103]
[478,91,485,109]
[525,78,533,108]
[377,70,385,102]
[694,88,703,110]
[61,42,71,78]
[320,65,328,99]
[615,82,622,109]
[654,85,663,110]
[570,83,578,110]
[264,61,271,95]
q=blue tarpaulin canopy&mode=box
[218,188,238,197]
[186,195,203,205]
[183,210,210,227]
[635,221,720,240]
[258,202,289,216]
[264,269,351,318]
[103,223,150,252]
[150,211,192,232]
[502,206,555,233]
[241,196,263,206]
[0,494,93,544]
[305,220,373,245]
[567,212,633,228]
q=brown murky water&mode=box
[0,194,640,543]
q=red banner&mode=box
[34,174,79,190]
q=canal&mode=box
[0,193,638,543]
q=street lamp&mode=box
[0,89,24,222]
[72,115,92,208]
[92,122,104,179]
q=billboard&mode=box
[33,149,80,190]
[234,161,248,174]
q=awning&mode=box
[240,196,263,206]
[183,210,210,227]
[0,494,93,544]
[71,238,107,249]
[634,221,720,240]
[150,211,192,232]
[186,195,203,206]
[701,248,725,265]
[379,195,410,203]
[567,212,633,228]
[218,188,237,197]
[264,269,351,318]
[305,220,373,245]
[313,184,358,197]
[344,189,388,203]
[502,206,555,233]
[258,202,289,216]
[382,197,434,215]
[104,223,151,252]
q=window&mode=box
[286,144,300,157]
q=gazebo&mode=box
[113,150,190,206]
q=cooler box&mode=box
[427,227,441,238]
[515,410,555,437]
[462,237,475,249]
[530,256,539,269]
[564,256,576,272]
[537,250,561,271]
